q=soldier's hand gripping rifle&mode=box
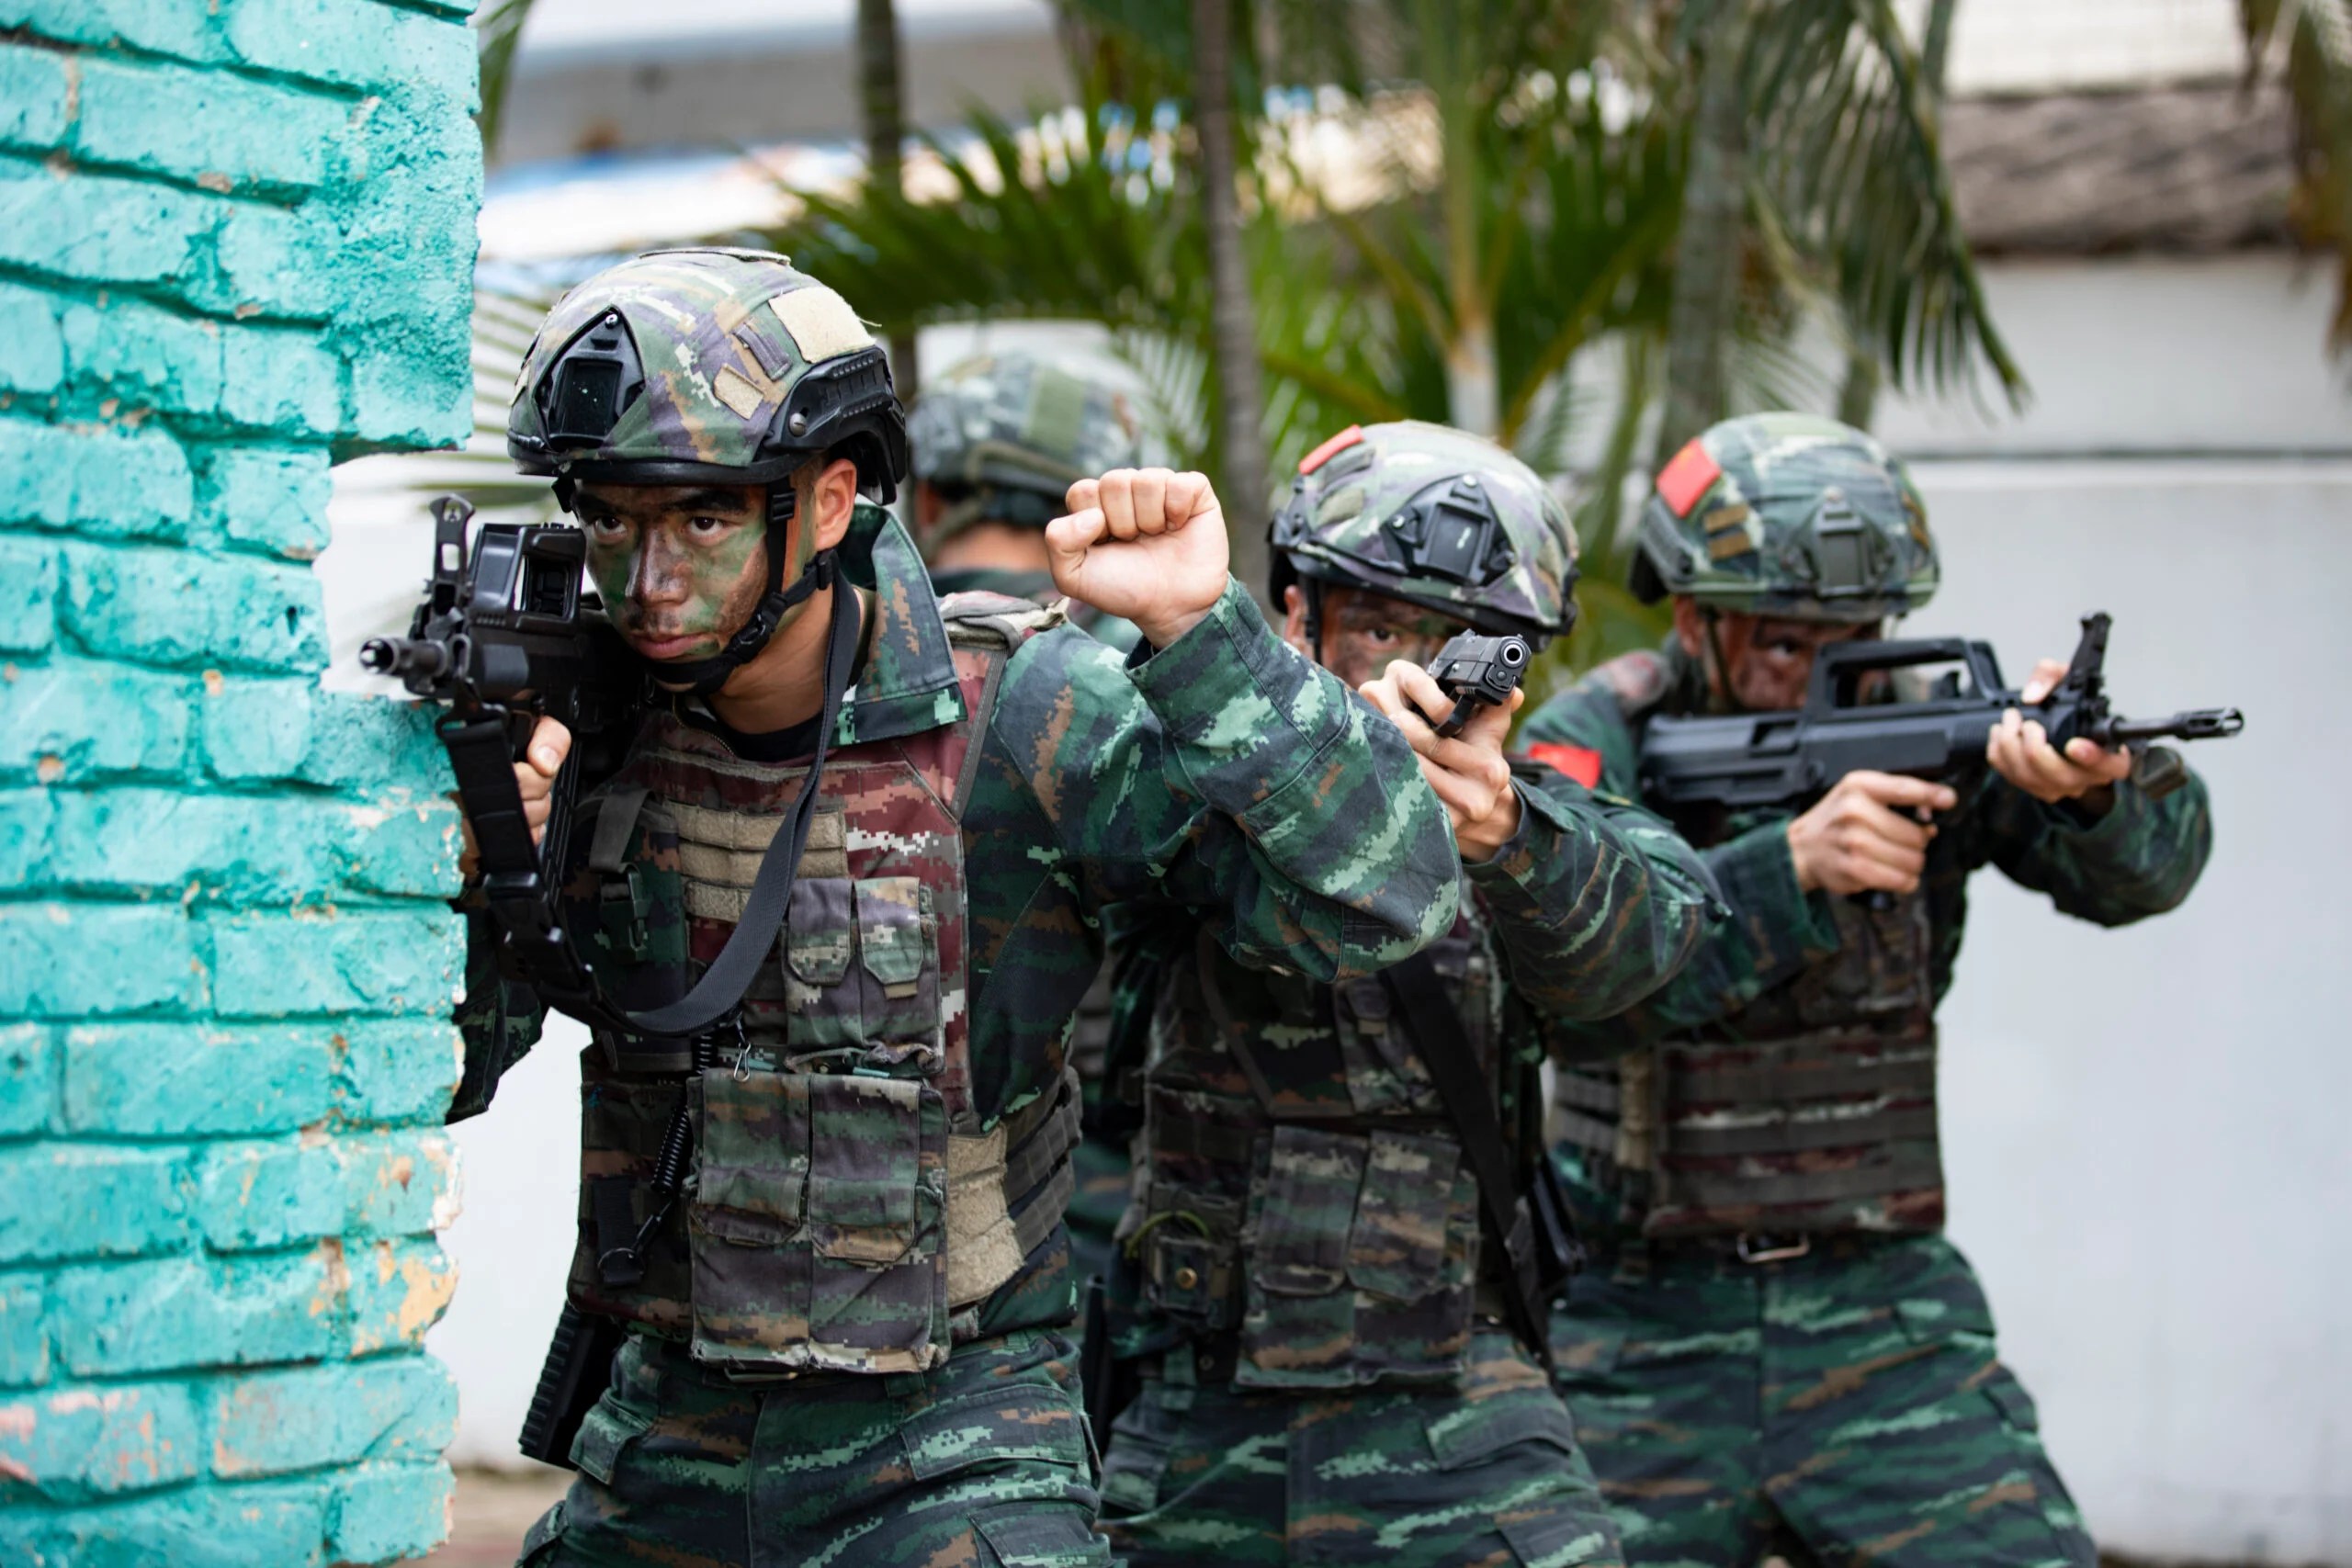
[360,495,636,1024]
[1638,611,2243,812]
[1422,631,1532,738]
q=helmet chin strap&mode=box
[647,482,831,699]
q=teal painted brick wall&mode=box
[0,1,481,1562]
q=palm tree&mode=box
[858,0,921,404]
[1656,0,2018,459]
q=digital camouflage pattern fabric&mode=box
[509,246,904,488]
[519,1328,1113,1567]
[461,515,1463,1563]
[1098,423,1723,1567]
[1552,1236,2092,1568]
[1628,413,1937,623]
[1101,1327,1624,1568]
[1524,639,2211,1563]
[1272,421,1581,641]
[908,349,1154,536]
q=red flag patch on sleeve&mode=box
[1528,741,1604,789]
[1298,424,1365,475]
[1655,439,1722,518]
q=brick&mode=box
[0,42,71,153]
[0,280,62,394]
[330,1458,453,1562]
[74,57,343,196]
[0,1023,53,1136]
[219,324,344,437]
[16,1479,332,1567]
[197,1139,343,1252]
[51,1249,342,1376]
[0,1145,190,1265]
[61,543,327,672]
[59,299,224,420]
[0,0,224,62]
[0,903,201,1020]
[0,532,58,653]
[0,155,210,288]
[198,444,332,558]
[338,1130,458,1236]
[332,792,462,897]
[0,416,195,539]
[201,680,450,787]
[0,659,192,782]
[205,907,463,1018]
[62,1021,336,1135]
[0,790,51,889]
[209,1355,455,1478]
[334,1018,461,1126]
[344,1237,457,1356]
[194,201,339,321]
[0,1272,48,1386]
[222,0,400,90]
[45,787,326,901]
[0,1381,201,1501]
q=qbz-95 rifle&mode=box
[361,496,636,1020]
[1639,611,2243,812]
[1424,631,1532,738]
[363,497,641,1470]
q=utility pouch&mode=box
[570,1066,693,1328]
[782,876,944,1052]
[687,1066,950,1374]
[1236,1125,1477,1390]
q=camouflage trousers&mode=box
[1549,1233,2094,1568]
[520,1327,1114,1568]
[1098,1325,1624,1568]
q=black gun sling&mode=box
[1380,951,1573,1375]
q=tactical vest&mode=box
[1551,650,1947,1238]
[1122,916,1513,1389]
[560,595,1083,1375]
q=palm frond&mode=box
[1740,0,2026,406]
[474,0,535,156]
[2245,0,2352,355]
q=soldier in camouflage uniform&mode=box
[1094,421,1722,1568]
[1523,412,2215,1568]
[907,348,1152,652]
[447,250,1464,1567]
[906,350,1153,1316]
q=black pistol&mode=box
[1423,631,1532,739]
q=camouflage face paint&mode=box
[1312,584,1470,689]
[578,481,774,662]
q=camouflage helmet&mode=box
[905,350,1148,534]
[508,246,908,500]
[1270,421,1579,644]
[1631,412,1937,623]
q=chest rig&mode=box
[1552,655,1947,1239]
[560,597,1081,1376]
[1123,911,1525,1389]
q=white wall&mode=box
[1906,457,2352,1566]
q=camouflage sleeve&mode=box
[1465,763,1719,1021]
[1546,819,1841,1058]
[1964,757,2214,926]
[445,897,546,1123]
[998,577,1458,980]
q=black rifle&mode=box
[361,496,637,1028]
[364,497,641,1470]
[1639,611,2243,811]
[1424,631,1532,738]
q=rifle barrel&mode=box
[2102,707,2245,745]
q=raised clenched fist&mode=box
[1046,468,1231,649]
